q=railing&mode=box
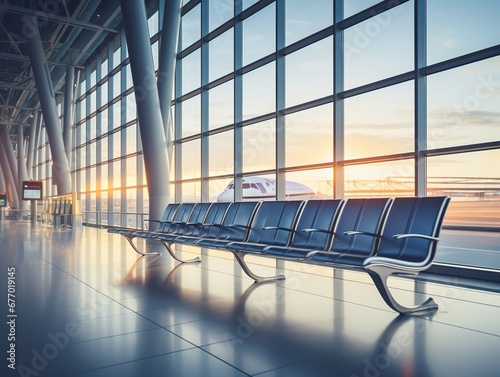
[82,211,147,230]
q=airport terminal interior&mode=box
[0,0,499,376]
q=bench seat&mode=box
[108,196,450,315]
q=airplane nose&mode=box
[217,189,234,202]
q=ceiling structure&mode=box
[0,0,157,146]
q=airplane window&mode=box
[225,184,234,189]
[243,183,250,189]
[250,183,259,190]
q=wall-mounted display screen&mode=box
[0,193,6,207]
[22,181,43,200]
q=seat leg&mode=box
[366,266,438,315]
[160,241,201,263]
[124,235,162,256]
[231,251,285,283]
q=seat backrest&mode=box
[290,199,344,249]
[245,201,304,246]
[217,201,260,242]
[198,202,231,238]
[376,196,450,263]
[182,203,212,236]
[329,198,393,255]
[158,203,180,231]
[163,203,195,233]
[53,200,60,215]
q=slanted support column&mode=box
[0,128,18,189]
[63,65,75,162]
[24,17,71,194]
[17,125,29,212]
[0,130,19,209]
[0,164,5,193]
[158,0,182,204]
[121,0,170,229]
[26,110,39,179]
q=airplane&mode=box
[217,176,317,202]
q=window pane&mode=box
[111,72,121,98]
[344,1,413,89]
[101,136,108,162]
[427,0,500,65]
[126,124,136,155]
[242,3,275,66]
[125,93,136,123]
[112,161,121,188]
[89,166,96,191]
[427,57,500,149]
[99,82,108,108]
[209,80,234,130]
[209,178,232,202]
[344,82,414,160]
[182,49,201,94]
[209,29,234,81]
[181,95,201,138]
[344,160,415,197]
[285,168,334,199]
[242,120,275,173]
[243,63,275,120]
[427,150,500,228]
[208,0,233,32]
[286,37,333,107]
[109,102,121,130]
[101,162,108,190]
[89,90,96,113]
[151,40,159,72]
[181,181,201,202]
[113,46,121,69]
[125,64,133,89]
[285,104,333,167]
[343,0,380,19]
[126,188,137,228]
[242,0,259,11]
[209,131,234,176]
[182,4,200,50]
[126,157,137,187]
[182,140,201,179]
[99,108,108,136]
[148,10,159,36]
[285,0,333,46]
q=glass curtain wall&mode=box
[34,0,500,271]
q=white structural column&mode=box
[0,164,5,193]
[63,65,75,162]
[0,129,19,208]
[17,125,29,212]
[25,17,71,194]
[120,0,170,228]
[158,0,182,202]
[26,110,39,179]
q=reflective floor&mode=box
[1,221,499,377]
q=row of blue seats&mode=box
[108,196,450,314]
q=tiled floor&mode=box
[1,220,500,377]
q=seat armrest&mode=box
[302,228,333,234]
[263,226,295,232]
[227,224,251,229]
[304,250,321,258]
[143,219,161,224]
[344,230,379,237]
[392,233,439,241]
[364,255,432,270]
